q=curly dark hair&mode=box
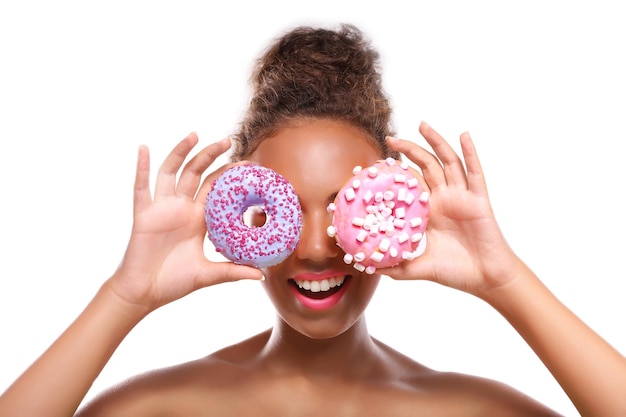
[231,24,399,161]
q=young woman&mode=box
[1,24,624,417]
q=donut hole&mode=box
[242,205,267,228]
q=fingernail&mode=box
[220,137,232,147]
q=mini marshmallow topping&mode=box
[328,158,430,274]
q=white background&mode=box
[1,1,625,415]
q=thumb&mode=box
[194,261,264,289]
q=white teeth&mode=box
[295,276,346,292]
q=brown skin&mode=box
[76,330,556,417]
[74,120,561,416]
[3,120,624,417]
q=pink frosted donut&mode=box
[327,158,430,274]
[205,164,303,268]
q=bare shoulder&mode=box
[75,331,270,417]
[404,370,564,416]
[75,333,564,417]
[374,340,564,417]
[74,357,235,417]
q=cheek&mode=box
[259,266,285,296]
[259,277,279,308]
[357,275,381,302]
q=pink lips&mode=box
[290,271,351,311]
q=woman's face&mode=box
[249,119,383,339]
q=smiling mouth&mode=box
[289,276,350,300]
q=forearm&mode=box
[484,263,626,416]
[0,281,148,417]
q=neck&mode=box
[260,315,382,377]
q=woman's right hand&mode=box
[106,133,263,313]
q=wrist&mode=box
[473,252,533,303]
[477,257,539,311]
[98,278,153,325]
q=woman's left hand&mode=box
[381,122,526,297]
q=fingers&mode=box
[154,133,199,198]
[460,132,488,195]
[386,136,445,191]
[176,138,232,199]
[195,261,264,288]
[153,134,233,201]
[134,145,152,213]
[418,122,469,188]
[387,122,484,192]
[131,132,239,219]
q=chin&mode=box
[277,310,365,341]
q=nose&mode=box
[294,208,339,263]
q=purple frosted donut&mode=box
[205,165,303,268]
